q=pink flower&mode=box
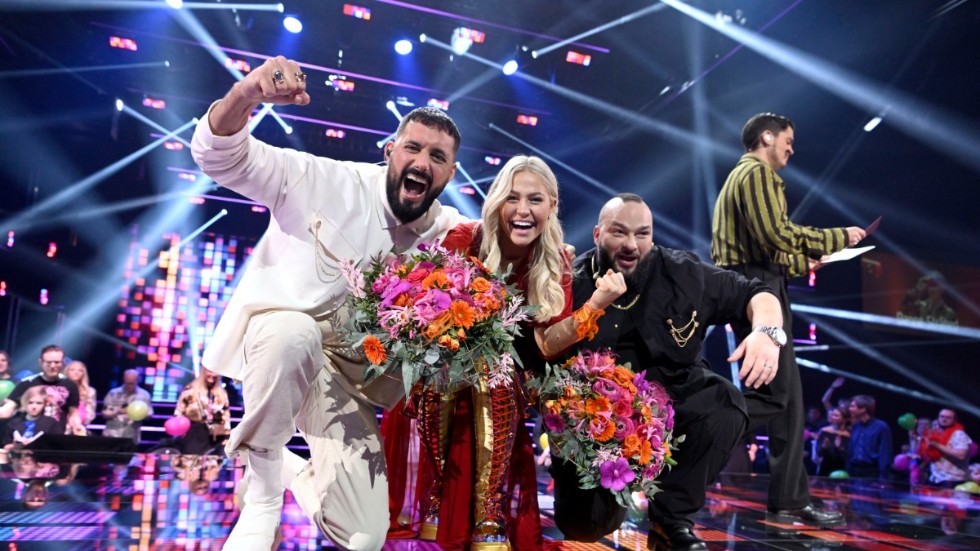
[612,398,633,420]
[339,258,366,299]
[544,413,566,433]
[378,278,412,308]
[413,288,452,324]
[614,416,636,441]
[593,379,622,402]
[599,458,636,492]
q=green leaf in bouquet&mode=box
[401,358,420,397]
[423,347,441,365]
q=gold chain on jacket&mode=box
[666,310,699,348]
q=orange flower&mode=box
[422,270,451,290]
[612,367,637,394]
[470,277,491,293]
[456,328,467,340]
[584,395,612,418]
[623,433,642,458]
[480,296,501,312]
[638,439,653,465]
[437,334,459,351]
[362,335,387,365]
[594,419,616,443]
[423,311,454,342]
[450,301,476,329]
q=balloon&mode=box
[954,481,980,494]
[164,416,191,437]
[126,400,149,422]
[538,433,549,451]
[892,454,910,472]
[0,380,14,401]
[829,470,850,479]
[897,413,917,431]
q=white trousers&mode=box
[227,309,404,550]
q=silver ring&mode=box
[295,71,307,82]
[272,69,285,84]
[764,363,772,370]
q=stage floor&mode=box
[1,452,978,550]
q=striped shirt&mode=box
[711,154,848,278]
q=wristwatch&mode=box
[753,326,787,348]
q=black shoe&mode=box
[768,504,844,526]
[648,522,708,551]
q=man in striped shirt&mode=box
[711,113,865,525]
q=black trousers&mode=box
[551,370,747,539]
[730,263,810,510]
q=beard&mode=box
[596,247,653,292]
[386,165,438,223]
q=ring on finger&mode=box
[272,69,285,84]
[295,71,307,82]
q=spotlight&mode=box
[451,27,473,56]
[502,59,518,75]
[419,33,427,43]
[164,60,171,68]
[863,116,882,132]
[283,16,303,33]
[115,99,124,112]
[277,3,284,13]
[284,125,293,134]
[394,39,413,55]
[165,0,182,9]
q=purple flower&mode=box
[378,278,412,307]
[413,288,452,324]
[543,413,566,433]
[599,457,636,492]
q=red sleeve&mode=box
[441,221,480,255]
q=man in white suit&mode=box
[191,55,466,551]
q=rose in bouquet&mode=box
[340,241,531,396]
[529,349,682,509]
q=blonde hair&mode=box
[66,361,92,403]
[480,155,567,322]
[20,386,48,411]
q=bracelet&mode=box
[573,303,605,341]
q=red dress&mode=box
[382,221,571,550]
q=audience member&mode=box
[846,395,893,479]
[814,406,851,476]
[0,345,83,435]
[174,368,231,455]
[821,376,847,412]
[919,408,973,487]
[102,369,153,445]
[65,361,97,432]
[1,387,61,449]
[0,350,11,380]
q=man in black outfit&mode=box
[551,194,785,550]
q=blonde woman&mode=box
[387,155,625,549]
[65,361,96,434]
[175,368,231,455]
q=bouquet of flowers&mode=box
[529,349,682,509]
[340,241,531,396]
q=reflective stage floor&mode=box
[1,451,978,550]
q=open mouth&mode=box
[402,171,430,200]
[616,253,638,269]
[510,219,536,233]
